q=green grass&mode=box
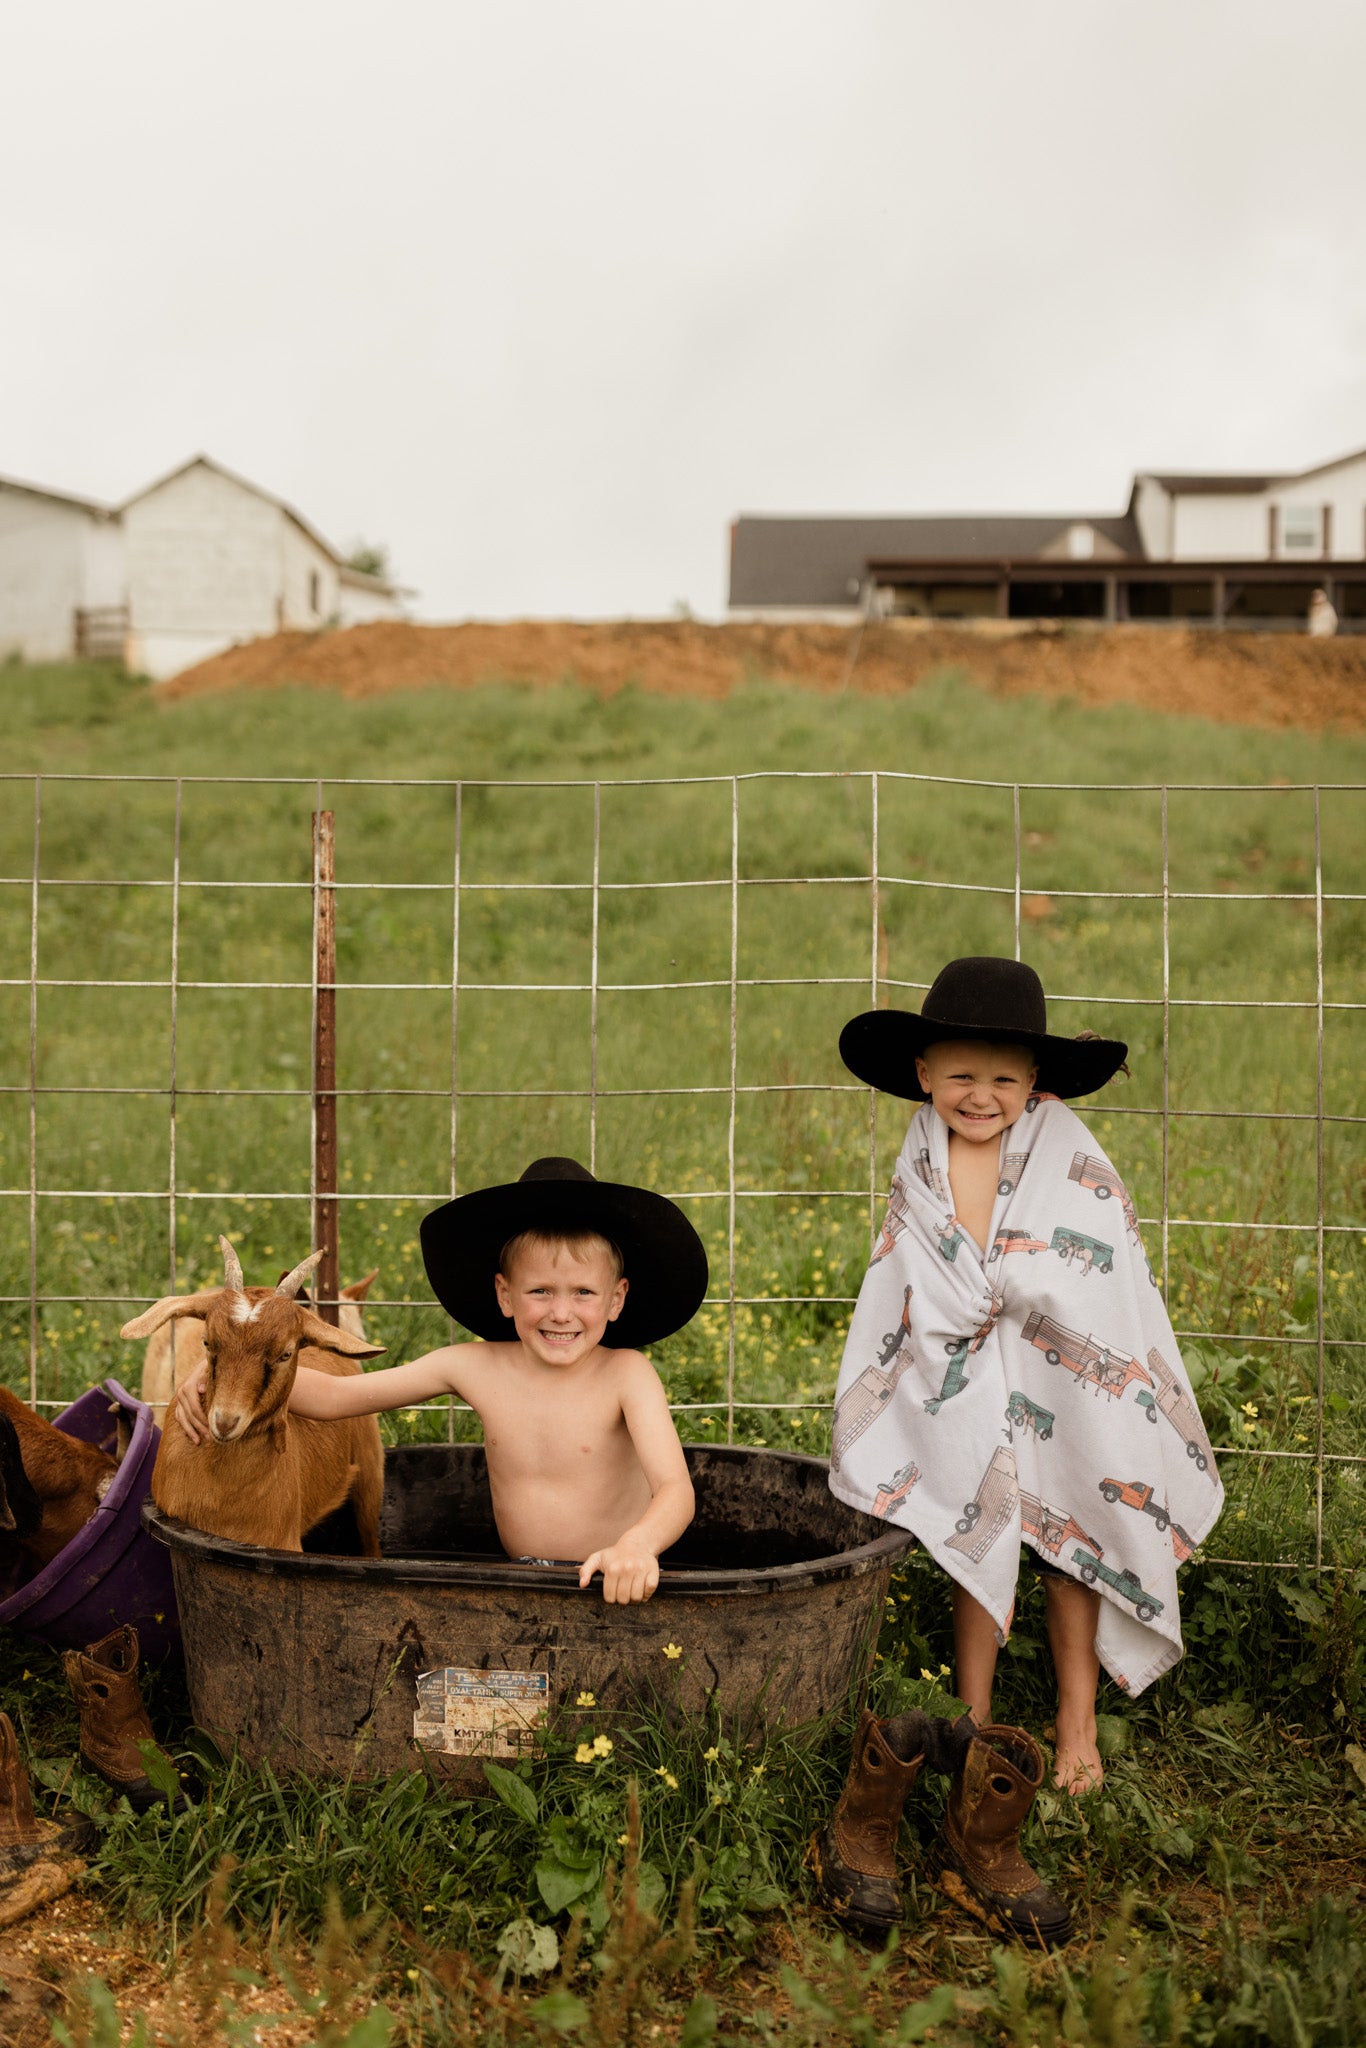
[2,657,1364,2041]
[1,659,1361,1565]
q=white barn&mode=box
[0,473,125,663]
[0,453,409,678]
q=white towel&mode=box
[829,1095,1224,1695]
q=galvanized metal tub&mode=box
[143,1443,912,1780]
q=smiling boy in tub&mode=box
[173,1158,708,1604]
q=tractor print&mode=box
[870,1176,911,1265]
[1005,1390,1055,1440]
[988,1227,1049,1262]
[1021,1493,1103,1560]
[946,1444,1019,1562]
[871,1462,921,1517]
[835,1302,917,1466]
[1071,1547,1165,1623]
[1145,1349,1216,1475]
[1021,1310,1154,1399]
[1098,1476,1172,1531]
[996,1152,1028,1198]
[1050,1226,1114,1276]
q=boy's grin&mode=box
[494,1243,628,1368]
[914,1039,1038,1146]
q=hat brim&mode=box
[420,1177,709,1348]
[840,1009,1128,1102]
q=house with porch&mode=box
[728,445,1366,631]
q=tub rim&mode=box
[141,1443,916,1598]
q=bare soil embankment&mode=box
[163,619,1366,731]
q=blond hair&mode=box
[498,1228,625,1285]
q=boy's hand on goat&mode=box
[171,1366,211,1444]
[579,1540,660,1605]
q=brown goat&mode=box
[139,1269,380,1426]
[0,1386,119,1570]
[122,1240,386,1554]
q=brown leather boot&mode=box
[931,1722,1072,1949]
[0,1711,94,1880]
[61,1625,181,1814]
[812,1709,932,1937]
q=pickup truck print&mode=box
[1021,1310,1155,1399]
[871,1462,921,1517]
[1071,1547,1165,1623]
[1098,1476,1172,1531]
[988,1227,1049,1262]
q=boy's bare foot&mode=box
[1051,1733,1103,1795]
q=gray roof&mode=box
[729,513,1142,608]
[1139,472,1284,495]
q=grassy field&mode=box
[0,657,1363,2044]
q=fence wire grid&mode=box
[1,768,1362,1577]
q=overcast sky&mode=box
[5,2,1364,618]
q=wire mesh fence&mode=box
[0,768,1361,1575]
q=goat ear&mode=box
[342,1270,380,1304]
[120,1290,223,1340]
[297,1310,386,1359]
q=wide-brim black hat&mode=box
[840,956,1128,1102]
[420,1157,709,1348]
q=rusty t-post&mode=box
[313,810,339,1325]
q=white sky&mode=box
[4,1,1365,618]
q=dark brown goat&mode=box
[0,1386,119,1570]
[123,1240,385,1554]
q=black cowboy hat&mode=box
[420,1157,709,1348]
[839,957,1128,1102]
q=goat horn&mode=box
[276,1250,325,1299]
[219,1236,245,1293]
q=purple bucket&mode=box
[0,1378,179,1660]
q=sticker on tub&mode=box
[414,1667,550,1757]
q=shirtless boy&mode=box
[174,1157,709,1604]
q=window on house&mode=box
[1066,523,1095,560]
[1282,505,1319,551]
[309,570,321,613]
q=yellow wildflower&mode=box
[656,1767,679,1789]
[751,1763,766,1778]
[662,1643,683,1660]
[703,1745,720,1763]
[575,1691,596,1708]
[592,1734,614,1758]
[575,1743,596,1764]
[920,1667,936,1682]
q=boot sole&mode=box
[808,1829,903,1942]
[926,1841,1072,1950]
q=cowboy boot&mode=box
[0,1711,94,1881]
[61,1625,181,1813]
[813,1709,972,1937]
[930,1721,1072,1949]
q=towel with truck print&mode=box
[827,1094,1223,1695]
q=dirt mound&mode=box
[163,619,1366,730]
